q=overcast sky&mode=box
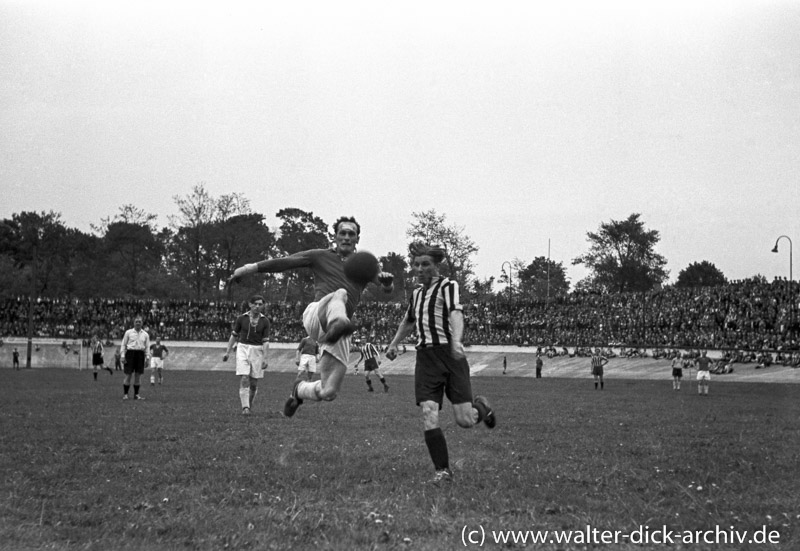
[2,0,798,288]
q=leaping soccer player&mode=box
[227,216,394,417]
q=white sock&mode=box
[239,387,250,408]
[297,380,321,401]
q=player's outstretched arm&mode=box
[227,255,313,288]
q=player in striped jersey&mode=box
[591,349,608,390]
[354,342,389,392]
[90,334,112,380]
[386,242,496,485]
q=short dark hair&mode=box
[408,242,446,264]
[333,216,360,236]
[249,294,265,305]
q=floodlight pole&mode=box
[772,235,794,345]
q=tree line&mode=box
[0,186,728,304]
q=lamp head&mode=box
[771,245,779,253]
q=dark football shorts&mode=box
[414,345,473,408]
[124,350,146,375]
[364,357,379,372]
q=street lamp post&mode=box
[501,261,513,302]
[772,235,794,345]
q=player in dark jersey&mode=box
[223,295,270,415]
[354,342,389,392]
[227,216,394,417]
[149,337,169,386]
[694,350,712,396]
[387,242,496,485]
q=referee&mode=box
[121,317,150,400]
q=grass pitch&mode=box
[1,368,798,550]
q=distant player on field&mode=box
[223,295,270,415]
[295,335,319,381]
[149,337,169,386]
[591,349,608,390]
[694,350,712,396]
[354,342,389,393]
[91,334,112,380]
[227,216,394,418]
[386,242,496,485]
[671,354,683,390]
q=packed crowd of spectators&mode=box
[1,277,797,353]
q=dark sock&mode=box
[134,385,140,396]
[366,380,372,388]
[424,428,449,471]
[123,384,130,395]
[93,372,97,380]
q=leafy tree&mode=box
[406,209,478,293]
[213,212,276,300]
[103,221,163,295]
[675,261,726,288]
[517,256,570,301]
[170,185,216,299]
[573,213,668,293]
[3,211,72,296]
[92,205,163,296]
[469,277,496,302]
[275,208,329,302]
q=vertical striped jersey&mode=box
[359,343,380,361]
[591,355,607,368]
[406,276,462,348]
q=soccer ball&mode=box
[344,251,380,285]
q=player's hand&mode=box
[386,346,397,361]
[295,360,300,366]
[451,342,465,360]
[222,354,229,362]
[225,266,249,288]
[262,360,268,370]
[377,272,394,290]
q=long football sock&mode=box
[424,428,449,472]
[297,380,321,401]
[239,387,250,409]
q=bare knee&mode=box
[453,403,476,428]
[421,401,440,431]
[317,387,338,401]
